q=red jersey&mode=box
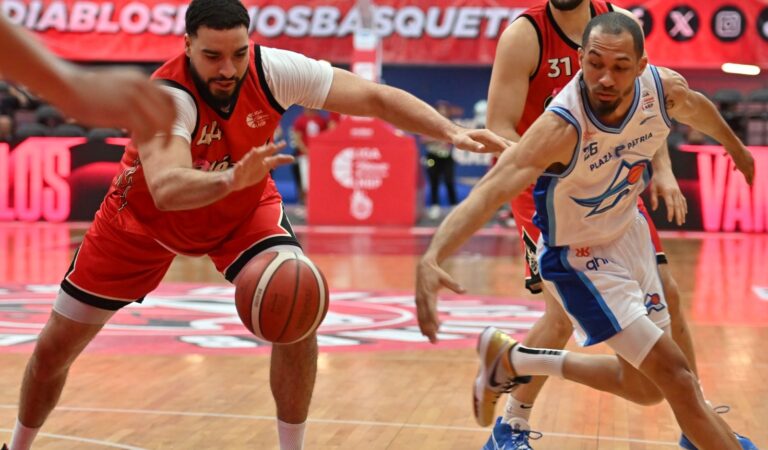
[101,44,284,254]
[515,0,613,136]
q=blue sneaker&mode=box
[679,405,758,450]
[481,417,541,450]
[679,432,758,450]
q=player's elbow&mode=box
[146,176,176,211]
[150,187,174,211]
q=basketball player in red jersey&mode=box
[3,1,509,450]
[478,0,752,448]
[0,14,175,144]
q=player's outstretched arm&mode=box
[0,15,175,145]
[139,135,292,211]
[660,67,754,185]
[322,68,511,154]
[415,112,576,343]
[486,17,539,143]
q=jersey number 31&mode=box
[547,58,573,78]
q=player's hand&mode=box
[64,68,177,146]
[649,169,687,226]
[229,142,293,192]
[451,128,512,154]
[726,144,755,186]
[414,257,465,344]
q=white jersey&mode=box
[533,65,671,248]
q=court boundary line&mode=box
[0,427,146,449]
[0,404,678,446]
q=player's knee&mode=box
[658,363,699,403]
[29,339,75,381]
[630,384,664,405]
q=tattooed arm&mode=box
[659,67,754,185]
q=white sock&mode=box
[9,419,40,450]
[510,345,568,378]
[502,393,533,423]
[277,419,306,450]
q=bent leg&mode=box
[19,308,105,427]
[638,331,738,450]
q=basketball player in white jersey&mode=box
[415,12,755,450]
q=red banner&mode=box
[307,117,421,226]
[2,0,768,66]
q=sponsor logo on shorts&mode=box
[575,247,591,257]
[585,256,609,271]
[644,293,665,312]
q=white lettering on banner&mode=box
[1,1,526,39]
[332,146,390,221]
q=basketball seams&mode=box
[238,251,328,344]
[251,251,290,340]
[299,254,327,340]
[275,255,302,342]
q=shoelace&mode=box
[511,426,543,441]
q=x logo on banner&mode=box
[669,11,695,37]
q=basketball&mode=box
[235,251,329,344]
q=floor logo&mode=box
[0,284,544,354]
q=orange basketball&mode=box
[235,252,329,344]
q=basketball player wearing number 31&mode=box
[3,0,510,449]
[477,1,756,448]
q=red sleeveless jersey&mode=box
[515,0,613,135]
[101,44,284,254]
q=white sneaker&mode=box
[427,205,441,220]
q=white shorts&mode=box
[537,213,671,347]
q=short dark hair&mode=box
[581,12,644,58]
[185,0,250,37]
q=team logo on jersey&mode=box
[572,159,650,216]
[246,110,269,128]
[644,293,665,312]
[197,121,222,145]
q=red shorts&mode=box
[61,191,300,311]
[510,186,666,294]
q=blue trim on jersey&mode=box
[533,177,558,245]
[544,107,582,178]
[579,76,641,134]
[539,246,622,345]
[649,65,673,128]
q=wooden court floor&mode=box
[0,223,766,449]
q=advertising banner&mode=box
[3,0,767,67]
[307,117,421,226]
